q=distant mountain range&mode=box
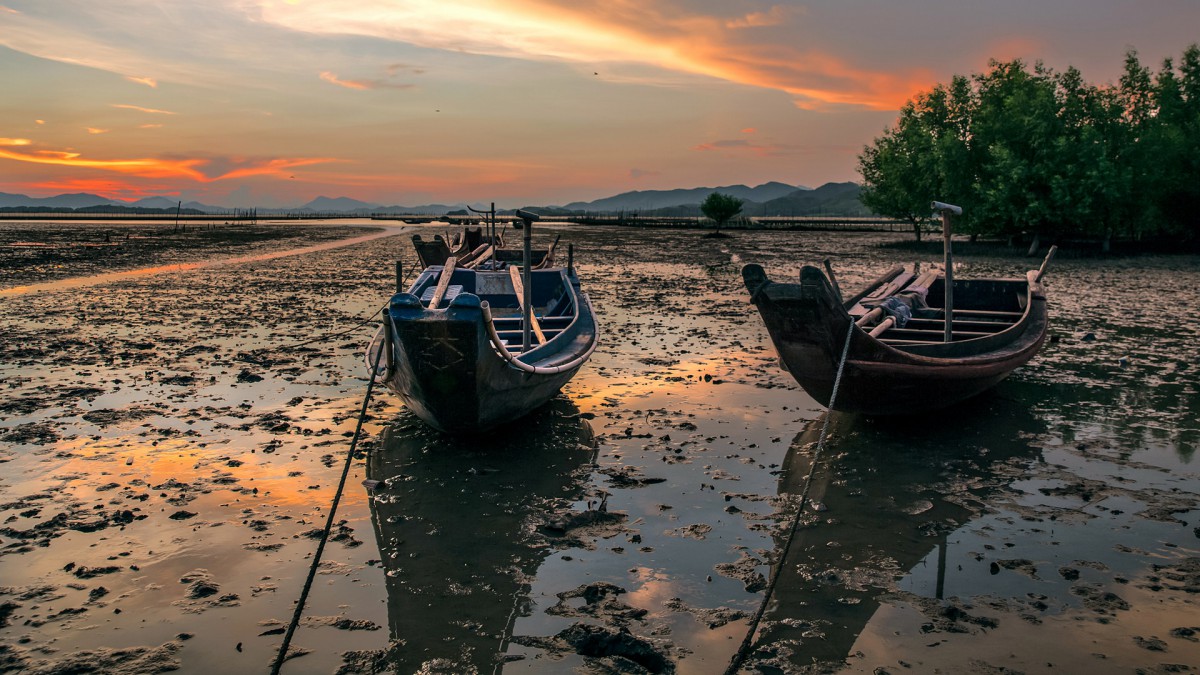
[561,181,804,212]
[0,181,870,216]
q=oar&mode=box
[1035,245,1058,282]
[509,266,546,344]
[427,256,457,308]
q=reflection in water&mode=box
[367,397,597,673]
[752,386,1047,670]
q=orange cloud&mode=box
[125,75,157,88]
[112,104,177,115]
[0,138,32,146]
[724,5,798,29]
[0,141,339,183]
[27,177,176,200]
[86,127,109,134]
[259,0,927,109]
[320,71,369,90]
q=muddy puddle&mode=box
[0,221,1197,674]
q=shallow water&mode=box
[0,223,1197,674]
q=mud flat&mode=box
[0,222,1197,674]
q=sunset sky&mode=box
[2,1,1198,208]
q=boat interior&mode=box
[411,266,577,353]
[847,268,1027,346]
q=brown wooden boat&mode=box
[742,255,1051,415]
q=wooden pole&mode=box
[822,259,843,304]
[942,209,954,343]
[515,210,539,353]
[395,260,403,293]
[931,201,962,343]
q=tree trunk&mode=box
[1102,229,1112,254]
[1026,232,1041,257]
[912,219,922,243]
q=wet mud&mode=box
[0,220,1197,673]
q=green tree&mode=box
[858,100,938,242]
[700,192,743,236]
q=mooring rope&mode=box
[269,322,386,675]
[723,320,856,675]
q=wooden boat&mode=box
[412,227,496,268]
[367,399,597,672]
[368,216,596,433]
[742,256,1051,415]
[411,228,558,270]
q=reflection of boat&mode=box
[367,400,597,673]
[742,259,1050,414]
[747,392,1045,670]
[368,213,596,433]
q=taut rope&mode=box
[724,320,856,675]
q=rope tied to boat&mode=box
[269,320,386,674]
[723,318,856,675]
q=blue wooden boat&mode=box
[367,216,596,433]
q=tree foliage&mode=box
[858,45,1200,246]
[700,192,744,234]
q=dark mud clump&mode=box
[515,623,674,674]
[546,582,648,624]
[0,640,183,674]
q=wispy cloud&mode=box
[86,127,110,134]
[0,138,32,146]
[694,137,787,157]
[0,141,339,182]
[255,0,924,109]
[112,104,177,115]
[320,70,417,91]
[320,71,369,90]
[125,75,157,87]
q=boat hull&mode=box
[744,264,1048,415]
[372,267,596,433]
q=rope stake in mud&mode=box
[724,319,856,675]
[270,319,387,675]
